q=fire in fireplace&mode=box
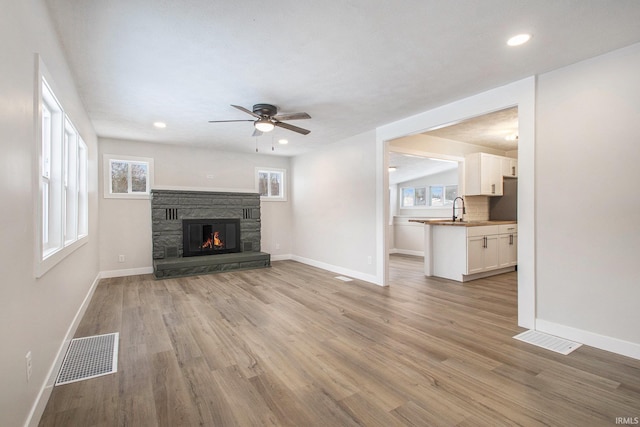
[182,218,241,257]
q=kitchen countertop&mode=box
[408,219,517,227]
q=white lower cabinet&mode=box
[431,224,517,282]
[466,226,500,274]
[497,224,518,268]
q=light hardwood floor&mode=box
[40,255,640,426]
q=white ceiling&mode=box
[388,153,457,185]
[44,0,640,156]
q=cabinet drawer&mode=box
[499,224,517,234]
[466,225,500,238]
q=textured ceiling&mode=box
[44,0,640,156]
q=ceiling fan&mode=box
[209,104,311,136]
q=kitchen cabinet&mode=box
[466,226,500,274]
[464,152,503,196]
[430,223,517,282]
[498,224,517,268]
[501,157,518,177]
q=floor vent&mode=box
[55,333,119,386]
[335,276,354,282]
[513,330,582,355]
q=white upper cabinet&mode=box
[501,157,518,177]
[464,152,503,196]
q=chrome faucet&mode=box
[452,197,466,221]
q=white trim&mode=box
[25,273,101,427]
[391,248,424,257]
[100,266,154,279]
[536,319,640,361]
[376,76,536,329]
[291,255,381,286]
[270,254,293,261]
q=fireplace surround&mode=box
[151,190,270,278]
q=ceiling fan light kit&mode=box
[209,103,311,137]
[254,118,275,133]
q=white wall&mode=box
[98,138,293,274]
[0,2,100,426]
[291,131,378,283]
[535,42,640,357]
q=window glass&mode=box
[256,168,286,201]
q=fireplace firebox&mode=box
[182,218,241,257]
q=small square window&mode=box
[256,168,286,201]
[104,155,154,199]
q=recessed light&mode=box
[153,122,167,129]
[278,139,288,145]
[507,34,531,47]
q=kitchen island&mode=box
[410,219,517,282]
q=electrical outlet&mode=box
[118,255,125,263]
[26,351,32,382]
[367,256,372,265]
[275,243,281,250]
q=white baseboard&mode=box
[390,248,424,257]
[290,255,382,286]
[26,272,101,427]
[270,254,293,261]
[536,319,640,361]
[100,266,154,278]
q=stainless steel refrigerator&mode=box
[490,177,517,221]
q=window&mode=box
[103,155,153,199]
[401,185,458,208]
[36,74,89,277]
[256,168,286,201]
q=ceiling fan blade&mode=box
[231,104,261,119]
[272,112,311,121]
[275,121,311,135]
[208,119,254,123]
[252,128,263,137]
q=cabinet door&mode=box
[501,158,518,177]
[484,234,500,270]
[498,233,518,267]
[482,154,503,195]
[467,236,485,274]
[508,233,518,265]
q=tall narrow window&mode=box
[41,78,64,257]
[37,72,90,277]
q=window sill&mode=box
[35,235,89,278]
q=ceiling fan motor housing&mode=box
[253,104,277,117]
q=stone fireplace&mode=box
[151,189,270,278]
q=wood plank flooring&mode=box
[40,255,640,426]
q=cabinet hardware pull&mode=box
[509,234,513,245]
[491,184,495,194]
[483,236,487,248]
[512,166,516,176]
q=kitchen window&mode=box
[401,185,458,208]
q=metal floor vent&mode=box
[55,333,119,386]
[513,330,582,355]
[334,276,354,282]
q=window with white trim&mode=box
[401,185,457,208]
[256,168,286,201]
[103,155,153,199]
[37,76,89,276]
